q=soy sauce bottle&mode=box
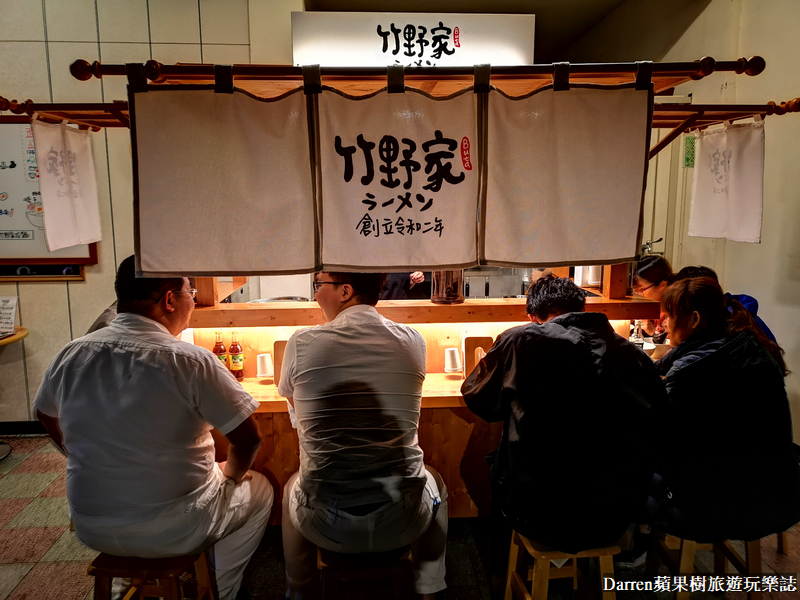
[229,331,244,381]
[212,331,227,366]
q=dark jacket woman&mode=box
[652,278,800,542]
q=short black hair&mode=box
[321,272,387,306]
[526,275,586,320]
[115,255,184,314]
[675,265,719,282]
[635,255,674,286]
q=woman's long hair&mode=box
[661,277,788,375]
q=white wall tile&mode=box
[200,0,249,45]
[201,44,250,64]
[0,0,45,42]
[105,128,135,262]
[97,0,149,43]
[17,283,71,412]
[0,42,50,102]
[248,0,300,64]
[149,0,201,44]
[151,43,202,65]
[44,0,98,43]
[98,43,151,103]
[0,283,27,420]
[68,132,118,337]
[48,42,102,103]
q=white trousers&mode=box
[282,466,448,598]
[76,466,273,600]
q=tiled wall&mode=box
[0,0,257,421]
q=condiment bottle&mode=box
[229,330,244,381]
[630,320,644,350]
[212,330,227,366]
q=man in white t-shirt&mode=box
[278,271,447,600]
[33,255,272,600]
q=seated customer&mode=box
[633,255,674,337]
[462,276,667,596]
[650,277,800,541]
[34,256,272,600]
[674,264,777,342]
[279,271,447,600]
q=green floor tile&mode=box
[0,454,30,476]
[0,473,59,499]
[5,497,70,528]
[40,530,99,563]
[0,563,34,600]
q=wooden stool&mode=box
[317,545,415,600]
[505,531,619,600]
[646,531,763,600]
[88,551,217,600]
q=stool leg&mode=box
[713,542,727,574]
[162,578,181,600]
[530,557,550,600]
[194,551,218,600]
[94,575,112,600]
[505,532,520,600]
[675,540,696,600]
[598,555,616,600]
[746,540,762,600]
[777,531,788,555]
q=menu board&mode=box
[0,122,92,262]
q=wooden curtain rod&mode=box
[70,56,766,84]
[0,96,129,130]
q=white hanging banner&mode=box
[31,119,101,251]
[688,121,764,243]
[318,88,479,270]
[132,88,316,276]
[483,86,651,266]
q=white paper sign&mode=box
[0,296,18,335]
[483,86,651,266]
[31,119,102,251]
[318,88,479,269]
[689,121,764,243]
[293,12,535,67]
[132,88,316,276]
[0,123,92,260]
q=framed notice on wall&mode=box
[0,118,97,279]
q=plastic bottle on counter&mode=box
[630,320,644,350]
[229,330,244,381]
[212,330,227,366]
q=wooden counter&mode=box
[243,372,467,412]
[214,372,500,521]
[190,296,660,328]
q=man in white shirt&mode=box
[278,271,447,600]
[34,255,272,600]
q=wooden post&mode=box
[602,264,629,299]
[195,277,218,307]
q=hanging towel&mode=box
[688,120,764,243]
[31,118,101,251]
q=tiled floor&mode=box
[1,434,798,600]
[0,435,95,600]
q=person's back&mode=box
[466,311,665,552]
[46,313,242,523]
[34,256,272,600]
[656,280,800,541]
[279,272,446,600]
[284,304,427,508]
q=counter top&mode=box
[190,296,660,328]
[244,372,468,413]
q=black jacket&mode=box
[654,328,800,542]
[462,312,667,553]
